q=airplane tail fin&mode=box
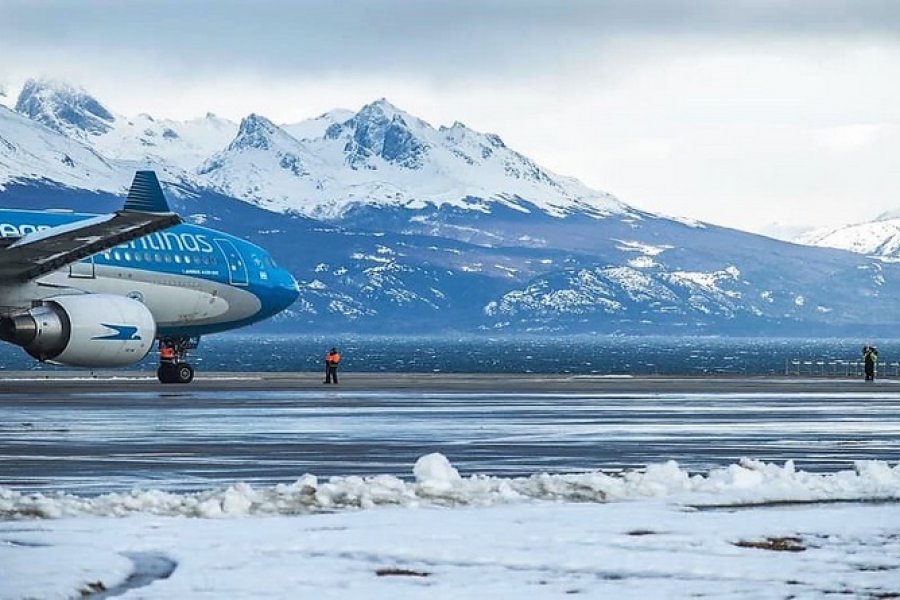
[124,171,173,213]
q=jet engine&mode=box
[0,294,156,368]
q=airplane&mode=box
[0,171,299,383]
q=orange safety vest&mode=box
[327,353,341,365]
[160,347,176,360]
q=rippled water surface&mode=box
[1,334,896,375]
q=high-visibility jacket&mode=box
[327,353,341,365]
[160,347,176,360]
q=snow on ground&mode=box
[2,454,900,599]
[614,239,673,256]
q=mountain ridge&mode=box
[6,79,626,223]
[3,77,900,335]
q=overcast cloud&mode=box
[1,0,898,236]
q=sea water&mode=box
[0,333,892,375]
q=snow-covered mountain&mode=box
[282,109,355,142]
[13,79,235,178]
[91,111,236,169]
[0,103,126,192]
[9,80,625,223]
[796,216,900,261]
[198,98,625,220]
[4,77,900,335]
[15,79,116,139]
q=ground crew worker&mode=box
[324,347,341,384]
[159,341,176,363]
[863,345,878,381]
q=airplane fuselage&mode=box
[0,209,299,337]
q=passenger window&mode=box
[174,255,182,264]
[113,251,121,260]
[135,253,142,262]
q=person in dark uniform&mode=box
[324,347,341,384]
[863,345,878,381]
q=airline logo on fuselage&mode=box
[0,222,217,255]
[118,230,215,254]
[0,223,51,237]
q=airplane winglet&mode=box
[123,171,172,213]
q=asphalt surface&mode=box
[2,372,899,495]
[2,370,900,393]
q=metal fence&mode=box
[784,359,900,378]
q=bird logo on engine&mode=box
[93,324,142,341]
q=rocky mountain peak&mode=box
[357,97,409,120]
[229,113,283,151]
[326,98,430,169]
[15,78,114,137]
[199,112,310,184]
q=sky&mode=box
[1,0,898,238]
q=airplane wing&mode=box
[0,171,182,282]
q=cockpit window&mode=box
[266,256,278,268]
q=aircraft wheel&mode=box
[174,362,194,384]
[157,364,175,384]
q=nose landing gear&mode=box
[157,336,199,384]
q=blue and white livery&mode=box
[0,171,299,382]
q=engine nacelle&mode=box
[0,294,156,368]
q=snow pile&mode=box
[2,454,899,520]
[413,452,462,493]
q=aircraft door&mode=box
[214,238,249,286]
[68,257,95,279]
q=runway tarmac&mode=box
[2,372,899,495]
[2,370,899,393]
